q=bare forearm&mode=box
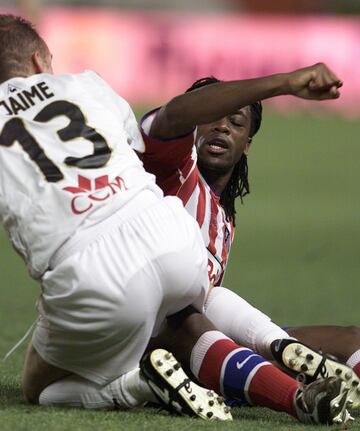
[150,63,342,140]
[151,73,288,139]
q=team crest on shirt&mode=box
[63,174,127,215]
[7,84,21,94]
[207,252,223,286]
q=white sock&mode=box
[39,368,157,409]
[204,287,292,359]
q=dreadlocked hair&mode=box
[186,76,263,225]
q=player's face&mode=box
[195,106,252,175]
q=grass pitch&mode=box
[0,110,359,430]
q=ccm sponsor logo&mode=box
[63,174,127,215]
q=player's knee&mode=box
[22,378,40,405]
[23,389,39,405]
[22,343,70,406]
[22,347,40,404]
[330,326,360,361]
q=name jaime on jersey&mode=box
[63,174,127,215]
[0,81,54,115]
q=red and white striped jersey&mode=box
[137,109,235,286]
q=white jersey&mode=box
[0,71,159,278]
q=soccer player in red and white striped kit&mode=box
[4,15,356,423]
[136,65,360,416]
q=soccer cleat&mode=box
[140,349,232,421]
[295,377,354,425]
[271,339,360,408]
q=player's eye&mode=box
[229,116,244,127]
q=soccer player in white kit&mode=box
[0,15,355,425]
[0,14,234,420]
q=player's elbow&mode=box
[159,96,195,136]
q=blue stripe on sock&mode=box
[222,348,268,403]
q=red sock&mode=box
[247,363,299,416]
[354,363,360,378]
[190,331,299,417]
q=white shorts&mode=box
[32,189,209,385]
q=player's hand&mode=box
[286,63,342,100]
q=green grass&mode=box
[0,110,359,430]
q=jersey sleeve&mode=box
[124,106,143,149]
[85,70,143,149]
[139,109,197,194]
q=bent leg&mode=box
[204,286,291,358]
[150,307,302,421]
[23,342,157,409]
[22,343,71,404]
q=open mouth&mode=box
[207,139,228,155]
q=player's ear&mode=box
[243,137,252,155]
[31,50,52,74]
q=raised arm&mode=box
[150,63,342,140]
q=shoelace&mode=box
[2,317,39,362]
